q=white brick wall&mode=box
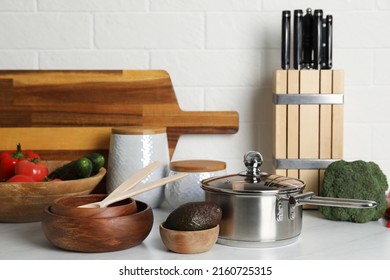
[1,0,390,183]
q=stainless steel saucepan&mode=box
[201,151,376,248]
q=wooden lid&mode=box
[112,126,166,135]
[170,160,226,172]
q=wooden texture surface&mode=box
[299,70,320,196]
[273,69,344,198]
[287,70,299,179]
[41,200,153,253]
[273,70,287,176]
[0,70,239,160]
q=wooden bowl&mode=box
[0,161,106,223]
[50,194,137,218]
[41,200,153,253]
[159,223,219,254]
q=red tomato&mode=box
[7,174,35,183]
[15,159,48,182]
[0,143,41,181]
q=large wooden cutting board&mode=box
[0,70,239,160]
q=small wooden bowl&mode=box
[0,161,106,223]
[159,223,219,254]
[50,194,137,218]
[42,200,153,253]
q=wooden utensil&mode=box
[107,161,160,198]
[79,173,188,208]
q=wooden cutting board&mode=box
[0,70,239,160]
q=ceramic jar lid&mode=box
[112,126,166,135]
[170,160,226,173]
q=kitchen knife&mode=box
[281,10,291,70]
[302,8,314,69]
[324,15,333,69]
[293,9,303,70]
[313,9,323,69]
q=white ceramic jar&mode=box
[106,126,170,208]
[164,160,227,209]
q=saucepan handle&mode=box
[286,192,377,208]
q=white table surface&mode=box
[1,207,389,260]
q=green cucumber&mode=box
[86,153,105,175]
[48,157,93,181]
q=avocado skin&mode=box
[164,201,222,231]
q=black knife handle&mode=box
[302,8,314,68]
[293,10,303,70]
[324,15,333,69]
[313,9,323,69]
[281,10,291,70]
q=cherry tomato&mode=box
[7,174,35,183]
[15,159,48,182]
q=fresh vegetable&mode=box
[0,143,40,181]
[86,153,105,175]
[14,158,48,182]
[7,174,35,183]
[47,157,93,181]
[385,207,390,220]
[164,202,222,231]
[385,205,390,228]
[319,160,388,223]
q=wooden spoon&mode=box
[78,161,160,208]
[79,173,188,208]
[108,161,161,197]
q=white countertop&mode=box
[1,207,389,260]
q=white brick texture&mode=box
[0,0,389,182]
[94,13,203,49]
[0,14,92,49]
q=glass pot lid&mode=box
[201,151,305,195]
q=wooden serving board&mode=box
[0,70,239,160]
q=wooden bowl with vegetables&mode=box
[0,154,106,223]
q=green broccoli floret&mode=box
[319,160,388,223]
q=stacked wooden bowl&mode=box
[42,195,153,253]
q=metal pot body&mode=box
[204,189,303,248]
[201,151,377,248]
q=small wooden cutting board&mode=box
[0,70,239,160]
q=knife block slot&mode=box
[273,69,344,204]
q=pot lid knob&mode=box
[243,151,263,176]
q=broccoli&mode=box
[319,160,388,223]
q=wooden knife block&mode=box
[273,69,344,201]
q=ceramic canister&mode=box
[106,127,170,208]
[164,160,227,209]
